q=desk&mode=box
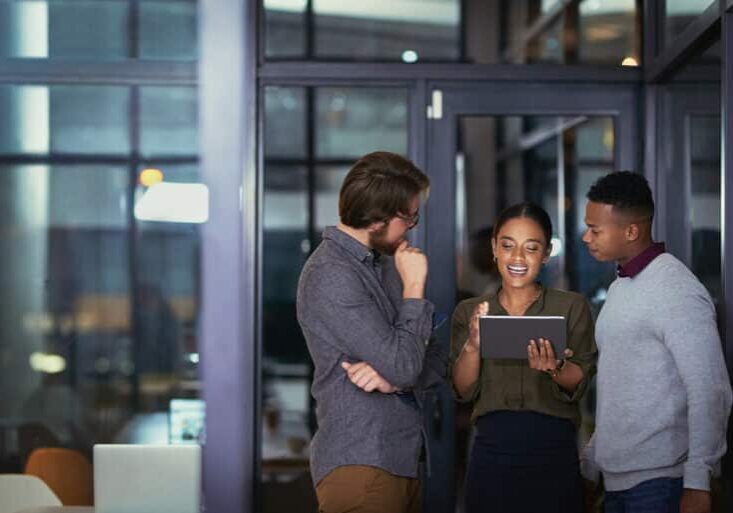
[16,508,93,513]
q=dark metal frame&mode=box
[199,2,258,513]
[2,0,725,512]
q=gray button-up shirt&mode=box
[297,226,444,485]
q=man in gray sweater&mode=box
[581,171,732,513]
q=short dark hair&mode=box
[493,202,553,250]
[339,152,429,229]
[587,171,654,222]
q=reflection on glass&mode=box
[261,85,409,513]
[313,0,460,61]
[315,166,348,230]
[0,0,198,61]
[136,163,202,424]
[264,0,638,65]
[0,81,202,477]
[0,164,130,458]
[265,87,307,159]
[689,115,721,303]
[0,85,50,154]
[456,115,616,306]
[139,1,197,61]
[0,85,130,155]
[264,0,307,59]
[579,0,638,66]
[316,88,408,158]
[0,1,128,59]
[140,87,198,157]
[51,86,131,154]
[665,0,715,46]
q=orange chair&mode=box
[24,447,93,506]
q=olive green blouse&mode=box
[449,286,597,427]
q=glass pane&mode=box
[313,0,461,61]
[264,0,639,65]
[0,1,128,59]
[139,1,197,61]
[316,87,408,159]
[51,86,131,154]
[0,85,52,155]
[265,87,307,159]
[0,164,131,466]
[0,85,130,156]
[315,165,348,231]
[665,0,715,46]
[0,0,198,61]
[0,83,203,476]
[579,0,638,66]
[689,115,721,304]
[140,87,198,157]
[456,115,616,304]
[529,16,563,64]
[135,164,203,425]
[261,85,409,513]
[264,0,307,59]
[49,165,129,229]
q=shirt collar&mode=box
[488,283,546,315]
[617,242,666,278]
[322,226,376,264]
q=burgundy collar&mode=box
[617,242,666,278]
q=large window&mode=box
[0,5,201,476]
[263,0,640,66]
[0,0,196,60]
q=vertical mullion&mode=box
[129,0,140,59]
[128,85,142,413]
[305,86,318,436]
[562,1,580,65]
[305,0,314,60]
[721,8,733,500]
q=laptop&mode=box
[169,398,206,444]
[94,444,201,513]
[479,315,566,359]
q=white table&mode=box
[16,508,94,513]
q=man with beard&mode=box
[297,151,445,513]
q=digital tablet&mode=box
[479,315,566,359]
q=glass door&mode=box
[423,82,639,512]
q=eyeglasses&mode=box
[395,211,420,228]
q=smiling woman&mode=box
[449,201,598,513]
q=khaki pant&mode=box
[315,465,422,513]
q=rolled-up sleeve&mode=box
[551,296,597,403]
[448,300,481,402]
[299,263,434,389]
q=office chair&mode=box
[24,447,93,506]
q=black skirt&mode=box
[464,410,584,513]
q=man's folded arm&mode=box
[300,264,434,389]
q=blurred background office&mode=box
[0,1,731,513]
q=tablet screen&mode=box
[479,315,566,359]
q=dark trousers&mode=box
[604,477,683,513]
[464,410,584,513]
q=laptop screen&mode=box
[169,398,206,444]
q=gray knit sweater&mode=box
[581,253,732,491]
